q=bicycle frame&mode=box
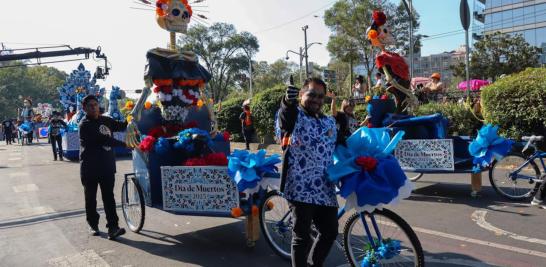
[510,151,546,183]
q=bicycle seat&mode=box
[522,136,544,142]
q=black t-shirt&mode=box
[49,119,67,137]
[334,112,358,145]
[2,120,12,130]
[79,116,127,176]
[239,112,254,130]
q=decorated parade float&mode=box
[121,0,283,248]
[365,10,513,197]
[58,63,130,160]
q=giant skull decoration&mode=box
[156,0,192,33]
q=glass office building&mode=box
[475,0,546,63]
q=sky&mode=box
[0,0,474,96]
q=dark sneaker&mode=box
[107,227,126,240]
[89,226,100,236]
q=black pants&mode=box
[5,133,12,145]
[290,201,338,267]
[243,128,253,149]
[535,174,546,201]
[50,135,63,159]
[81,173,119,229]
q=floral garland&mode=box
[173,128,213,152]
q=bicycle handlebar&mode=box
[522,135,544,153]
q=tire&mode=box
[343,209,424,267]
[121,177,145,233]
[259,190,292,260]
[406,172,424,182]
[489,153,541,200]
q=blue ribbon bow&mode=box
[227,149,281,192]
[469,124,514,173]
[327,128,409,208]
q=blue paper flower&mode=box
[154,137,171,155]
[327,128,412,211]
[469,124,514,173]
[360,239,402,267]
[227,149,281,192]
[174,128,213,152]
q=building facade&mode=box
[411,45,467,85]
[475,0,546,64]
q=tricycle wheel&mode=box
[121,177,145,233]
[406,172,424,182]
[259,190,292,260]
[489,153,541,200]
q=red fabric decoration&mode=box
[184,157,207,166]
[148,127,167,138]
[380,95,389,100]
[205,153,228,166]
[223,131,230,142]
[139,136,157,152]
[162,86,173,94]
[376,51,409,81]
[355,156,378,171]
[372,11,387,26]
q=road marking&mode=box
[472,209,546,246]
[9,172,29,177]
[413,225,546,259]
[8,157,22,161]
[18,206,55,217]
[13,184,39,193]
[48,250,110,267]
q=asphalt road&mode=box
[1,142,545,267]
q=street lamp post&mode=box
[302,25,310,77]
[286,42,322,84]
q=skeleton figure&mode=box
[155,0,192,33]
[367,10,418,113]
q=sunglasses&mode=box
[305,91,325,99]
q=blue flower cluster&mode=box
[469,124,514,173]
[227,149,281,192]
[173,128,213,153]
[361,239,402,267]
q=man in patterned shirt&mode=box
[277,77,338,267]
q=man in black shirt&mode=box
[48,111,67,161]
[79,95,128,240]
[2,119,14,145]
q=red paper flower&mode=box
[223,131,231,142]
[372,10,387,26]
[205,153,228,166]
[355,156,378,171]
[139,136,157,152]
[380,94,389,100]
[162,86,173,94]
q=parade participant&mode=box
[2,118,14,145]
[374,72,384,89]
[352,75,367,98]
[239,102,254,150]
[48,111,67,161]
[79,95,128,240]
[423,73,446,101]
[277,77,338,267]
[328,91,359,145]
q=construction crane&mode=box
[0,45,110,79]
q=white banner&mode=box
[161,166,239,214]
[395,139,454,171]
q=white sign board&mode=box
[395,139,454,171]
[161,166,239,214]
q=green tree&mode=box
[0,65,66,119]
[181,23,259,101]
[324,0,419,83]
[253,59,293,91]
[450,32,540,81]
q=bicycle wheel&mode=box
[259,190,292,260]
[121,177,145,233]
[405,172,424,182]
[343,209,424,267]
[489,153,541,200]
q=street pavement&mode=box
[1,141,545,267]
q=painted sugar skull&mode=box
[366,11,394,49]
[152,78,204,122]
[156,0,192,33]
